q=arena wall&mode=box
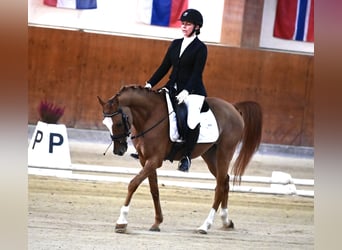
[28,26,313,146]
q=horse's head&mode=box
[97,96,130,156]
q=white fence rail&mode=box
[28,163,314,198]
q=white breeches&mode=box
[184,94,205,129]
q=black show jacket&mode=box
[148,37,208,97]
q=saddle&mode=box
[168,92,209,140]
[163,90,217,162]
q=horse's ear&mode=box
[97,96,105,106]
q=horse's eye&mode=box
[116,122,123,129]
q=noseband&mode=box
[103,108,131,141]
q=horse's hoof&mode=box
[197,229,208,234]
[228,220,234,229]
[149,226,160,232]
[223,220,234,230]
[115,224,127,233]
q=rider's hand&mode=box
[176,89,189,104]
[144,82,152,89]
[158,87,169,93]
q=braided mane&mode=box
[108,84,163,104]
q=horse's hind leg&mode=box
[218,147,235,230]
[148,170,163,231]
[197,146,223,234]
[220,174,234,230]
[198,146,234,234]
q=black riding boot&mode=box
[178,124,200,172]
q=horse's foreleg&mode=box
[115,165,155,233]
[115,205,130,233]
[148,170,163,231]
[197,208,216,234]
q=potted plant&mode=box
[38,100,65,124]
[28,100,71,169]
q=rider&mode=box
[144,9,208,172]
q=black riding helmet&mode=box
[180,9,203,35]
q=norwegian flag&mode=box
[273,0,314,42]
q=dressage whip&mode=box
[103,141,113,155]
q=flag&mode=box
[138,0,188,27]
[273,0,314,42]
[43,0,97,10]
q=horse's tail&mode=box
[232,101,263,185]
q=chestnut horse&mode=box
[97,85,262,234]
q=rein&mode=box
[103,108,173,141]
[130,113,171,140]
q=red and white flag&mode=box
[273,0,314,42]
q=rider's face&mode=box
[181,21,197,37]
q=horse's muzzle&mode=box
[113,142,128,156]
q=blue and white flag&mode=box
[43,0,97,10]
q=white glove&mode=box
[144,82,152,89]
[158,87,169,93]
[176,89,189,104]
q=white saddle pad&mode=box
[165,93,219,143]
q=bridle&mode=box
[103,107,171,142]
[103,108,131,141]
